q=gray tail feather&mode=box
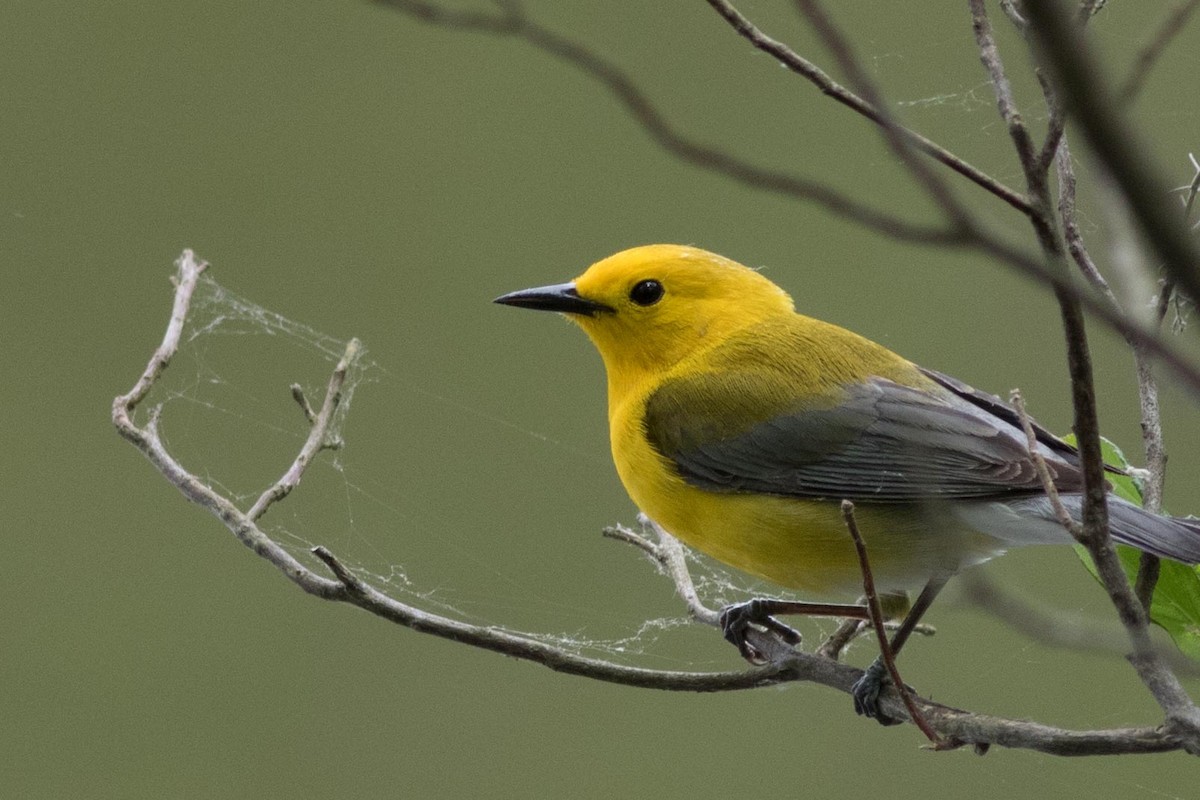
[1064,495,1200,564]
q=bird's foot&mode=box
[718,599,803,665]
[852,657,904,726]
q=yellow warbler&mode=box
[496,244,1200,719]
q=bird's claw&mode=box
[719,599,802,665]
[852,658,906,726]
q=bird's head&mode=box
[495,245,794,387]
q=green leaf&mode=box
[1064,435,1200,660]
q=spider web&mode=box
[144,274,846,667]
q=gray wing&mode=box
[644,369,1084,503]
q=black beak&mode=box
[494,282,613,317]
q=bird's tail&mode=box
[1041,494,1200,564]
[1102,497,1200,564]
[961,495,1200,564]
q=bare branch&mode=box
[793,0,975,234]
[1023,0,1200,309]
[112,253,346,602]
[248,339,362,521]
[604,516,720,627]
[1011,389,1080,536]
[966,2,1200,749]
[958,572,1199,676]
[704,0,1032,216]
[969,0,1038,174]
[842,501,944,747]
[1119,0,1200,103]
[1054,136,1113,299]
[372,0,957,247]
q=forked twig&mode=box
[603,516,720,627]
[248,340,361,521]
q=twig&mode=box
[291,384,317,424]
[112,250,210,416]
[603,516,720,627]
[704,0,1031,216]
[998,0,1027,31]
[1054,136,1113,299]
[959,572,1199,676]
[816,617,866,661]
[970,0,1038,174]
[372,0,956,247]
[1023,0,1200,310]
[1119,0,1200,103]
[841,501,944,747]
[793,0,974,234]
[247,339,362,521]
[970,0,1064,267]
[1010,390,1080,536]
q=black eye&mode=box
[629,279,664,306]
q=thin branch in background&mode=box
[958,572,1200,676]
[969,0,1038,173]
[1129,155,1200,608]
[1119,0,1200,103]
[969,0,1065,270]
[703,0,1032,216]
[1022,0,1200,309]
[371,0,957,247]
[1054,137,1113,299]
[792,0,974,234]
[1036,76,1066,174]
[779,0,1200,411]
[374,0,1200,401]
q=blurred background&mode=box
[4,1,1200,797]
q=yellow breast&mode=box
[609,384,993,597]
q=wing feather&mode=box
[644,368,1084,503]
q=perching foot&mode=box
[852,657,903,726]
[718,599,803,665]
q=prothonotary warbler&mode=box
[495,244,1200,720]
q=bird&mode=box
[494,244,1200,720]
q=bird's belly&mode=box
[616,442,999,596]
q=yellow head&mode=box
[495,245,794,389]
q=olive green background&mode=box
[5,2,1200,797]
